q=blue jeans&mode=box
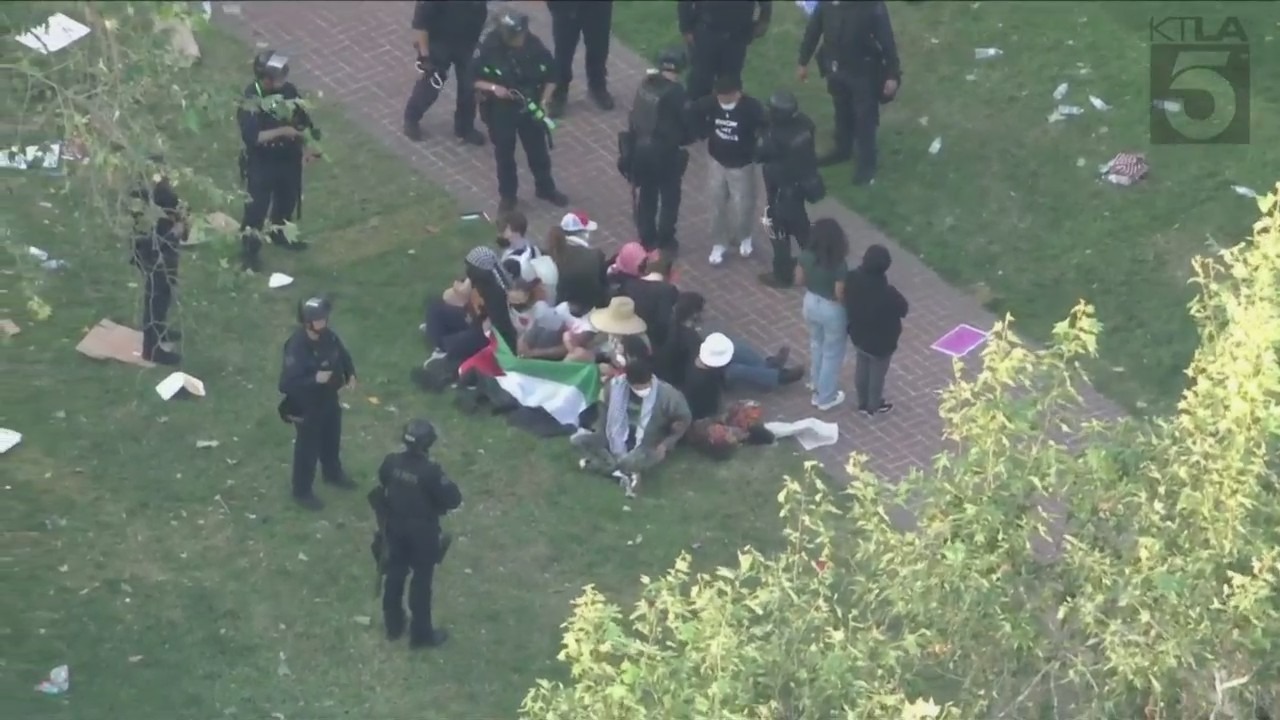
[724,335,779,391]
[802,292,847,405]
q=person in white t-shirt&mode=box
[497,210,541,282]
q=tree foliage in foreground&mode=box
[521,186,1280,720]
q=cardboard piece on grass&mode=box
[15,13,91,55]
[931,324,989,359]
[155,17,201,67]
[156,372,206,401]
[75,319,155,368]
[0,428,22,455]
[185,212,239,245]
[268,273,294,289]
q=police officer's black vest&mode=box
[628,75,678,158]
[817,2,886,81]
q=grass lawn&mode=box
[613,0,1280,413]
[1,16,800,719]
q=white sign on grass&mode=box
[15,13,91,55]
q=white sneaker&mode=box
[816,390,846,411]
[709,244,727,266]
[739,237,754,257]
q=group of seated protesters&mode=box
[423,211,805,497]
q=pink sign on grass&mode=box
[931,324,988,358]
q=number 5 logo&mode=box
[1151,44,1250,145]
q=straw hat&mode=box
[699,332,735,368]
[442,278,472,307]
[587,296,647,336]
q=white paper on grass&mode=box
[267,273,294,289]
[764,419,839,451]
[155,372,207,401]
[1,144,62,171]
[15,13,91,55]
[0,428,22,454]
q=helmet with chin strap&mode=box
[402,418,438,453]
[767,90,799,122]
[297,296,332,324]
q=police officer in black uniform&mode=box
[368,419,462,648]
[402,0,488,146]
[757,90,824,288]
[546,0,616,119]
[473,10,570,215]
[130,156,185,366]
[277,296,357,510]
[618,47,692,254]
[797,0,901,186]
[237,49,320,272]
[677,0,772,102]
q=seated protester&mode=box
[425,277,487,362]
[606,241,648,294]
[587,296,650,381]
[544,223,609,313]
[562,328,599,363]
[508,278,568,360]
[529,255,561,316]
[682,333,774,460]
[464,245,518,351]
[497,210,542,283]
[618,252,680,349]
[570,356,691,498]
[657,291,803,390]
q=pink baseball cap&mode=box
[560,211,598,234]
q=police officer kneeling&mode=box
[472,10,569,215]
[278,296,357,510]
[756,90,824,288]
[618,47,693,254]
[369,419,462,648]
[130,156,186,366]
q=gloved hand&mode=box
[415,55,432,74]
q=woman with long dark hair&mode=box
[797,218,850,410]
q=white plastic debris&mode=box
[928,137,942,155]
[1088,95,1111,111]
[0,428,22,454]
[267,272,294,289]
[35,665,69,695]
[195,440,220,449]
[1153,99,1182,113]
[15,13,90,55]
[974,48,1003,59]
[26,245,68,269]
[1053,83,1069,100]
[156,372,207,401]
[1232,185,1260,199]
[1048,105,1084,123]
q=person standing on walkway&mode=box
[844,243,908,416]
[473,10,570,216]
[678,0,772,102]
[278,296,358,510]
[796,0,901,186]
[756,89,824,288]
[688,74,765,267]
[402,0,488,146]
[619,47,693,254]
[546,0,616,119]
[130,159,185,366]
[796,219,849,411]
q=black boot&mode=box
[403,120,424,142]
[455,127,485,146]
[588,85,615,111]
[293,493,324,511]
[323,471,357,490]
[385,612,406,641]
[409,628,449,649]
[536,188,569,208]
[498,196,518,215]
[547,89,568,119]
[765,346,791,369]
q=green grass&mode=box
[1,18,800,719]
[613,0,1280,413]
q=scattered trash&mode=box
[918,116,928,126]
[156,372,206,401]
[974,47,1003,60]
[1099,152,1149,187]
[1047,105,1084,123]
[1053,82,1069,100]
[267,272,294,289]
[367,397,381,406]
[964,73,977,81]
[626,534,644,546]
[276,652,292,677]
[195,440,220,449]
[1232,185,1260,199]
[352,615,372,626]
[2,142,64,173]
[27,246,68,270]
[1152,99,1182,113]
[15,13,91,55]
[459,212,490,222]
[129,655,144,663]
[928,137,942,155]
[34,665,69,695]
[763,419,839,450]
[1088,94,1111,111]
[0,428,22,454]
[932,324,990,358]
[297,552,308,562]
[1076,157,1087,167]
[1,319,19,336]
[76,319,156,368]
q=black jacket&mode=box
[130,179,183,271]
[472,31,555,123]
[412,0,487,52]
[678,0,772,38]
[238,81,313,165]
[758,112,819,189]
[375,450,462,532]
[844,246,908,356]
[798,0,900,83]
[657,323,701,387]
[618,276,680,349]
[553,244,609,311]
[278,327,357,415]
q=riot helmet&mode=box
[657,46,687,75]
[297,295,332,327]
[402,419,438,453]
[252,49,290,90]
[497,11,529,46]
[767,90,799,124]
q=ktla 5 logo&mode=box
[1149,16,1250,145]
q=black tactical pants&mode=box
[827,74,880,180]
[686,30,750,101]
[550,0,614,94]
[487,112,557,203]
[633,150,688,253]
[382,528,441,642]
[765,180,810,284]
[240,159,300,265]
[291,402,344,497]
[403,42,479,135]
[140,259,177,356]
[464,260,519,352]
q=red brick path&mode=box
[218,1,1119,480]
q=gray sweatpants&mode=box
[707,161,759,247]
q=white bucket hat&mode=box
[699,333,735,368]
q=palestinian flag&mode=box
[492,336,600,427]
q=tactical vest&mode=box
[628,75,677,154]
[769,118,818,186]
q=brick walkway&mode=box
[218,1,1118,480]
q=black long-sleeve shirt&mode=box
[130,179,183,268]
[278,327,356,414]
[237,81,312,165]
[678,0,772,37]
[376,450,463,530]
[798,0,901,81]
[689,94,766,169]
[411,0,487,52]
